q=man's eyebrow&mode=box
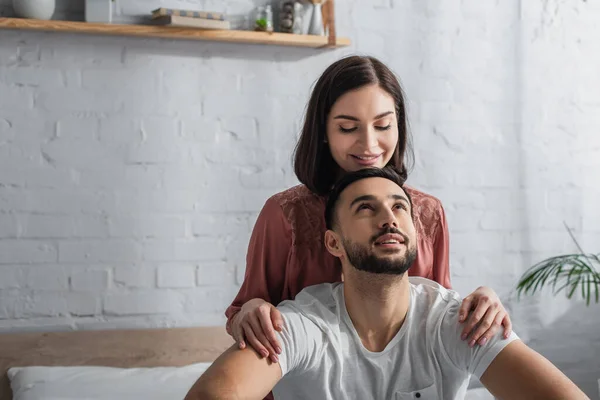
[349,195,376,208]
[333,111,394,121]
[391,194,410,205]
[349,193,409,209]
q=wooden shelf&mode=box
[0,17,350,48]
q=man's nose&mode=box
[379,208,398,229]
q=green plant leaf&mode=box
[516,251,600,305]
[586,275,591,306]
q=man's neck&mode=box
[342,268,411,353]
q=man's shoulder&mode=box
[408,277,463,331]
[409,277,462,307]
[278,283,342,327]
[279,283,341,312]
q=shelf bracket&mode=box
[323,0,337,48]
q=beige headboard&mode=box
[0,326,233,400]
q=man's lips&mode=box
[374,233,405,245]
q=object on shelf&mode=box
[308,0,326,36]
[85,0,112,23]
[254,5,273,32]
[279,0,304,34]
[152,15,230,30]
[12,0,55,20]
[151,7,226,21]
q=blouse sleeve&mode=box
[225,196,292,335]
[432,202,452,289]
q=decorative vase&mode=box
[12,0,55,20]
[308,2,324,36]
[85,0,113,23]
[278,1,304,34]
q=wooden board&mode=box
[0,326,233,400]
[0,18,350,48]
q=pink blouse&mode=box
[225,184,451,333]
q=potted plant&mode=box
[516,222,600,305]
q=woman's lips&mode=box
[351,154,382,166]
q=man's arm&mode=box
[184,344,282,400]
[480,340,589,400]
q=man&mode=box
[186,167,588,400]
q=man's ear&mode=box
[324,230,344,258]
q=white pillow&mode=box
[7,363,212,400]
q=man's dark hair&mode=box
[324,167,411,231]
[293,55,414,196]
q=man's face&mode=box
[332,177,417,275]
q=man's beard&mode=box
[342,228,417,276]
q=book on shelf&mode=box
[151,7,226,21]
[152,15,231,30]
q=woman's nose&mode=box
[359,127,379,149]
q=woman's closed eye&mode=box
[375,124,392,131]
[338,124,392,133]
[339,125,358,133]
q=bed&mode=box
[0,326,496,399]
[0,326,233,400]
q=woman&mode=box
[226,55,512,364]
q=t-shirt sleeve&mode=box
[275,303,326,377]
[437,300,520,379]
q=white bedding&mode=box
[7,363,211,400]
[8,363,495,399]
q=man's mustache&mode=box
[370,227,409,244]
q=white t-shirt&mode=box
[272,277,519,400]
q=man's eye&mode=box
[393,204,406,211]
[358,204,373,211]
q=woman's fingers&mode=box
[461,297,492,341]
[256,305,282,354]
[248,315,279,363]
[458,295,474,324]
[242,322,270,359]
[475,312,506,347]
[501,313,513,339]
[468,307,500,347]
[271,307,284,332]
[233,319,246,349]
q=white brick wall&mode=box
[1,0,599,397]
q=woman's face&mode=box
[326,84,399,173]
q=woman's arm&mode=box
[224,197,292,360]
[432,203,451,289]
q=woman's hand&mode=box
[231,298,284,363]
[458,286,512,347]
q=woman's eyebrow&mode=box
[333,111,394,121]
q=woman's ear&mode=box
[324,230,344,258]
